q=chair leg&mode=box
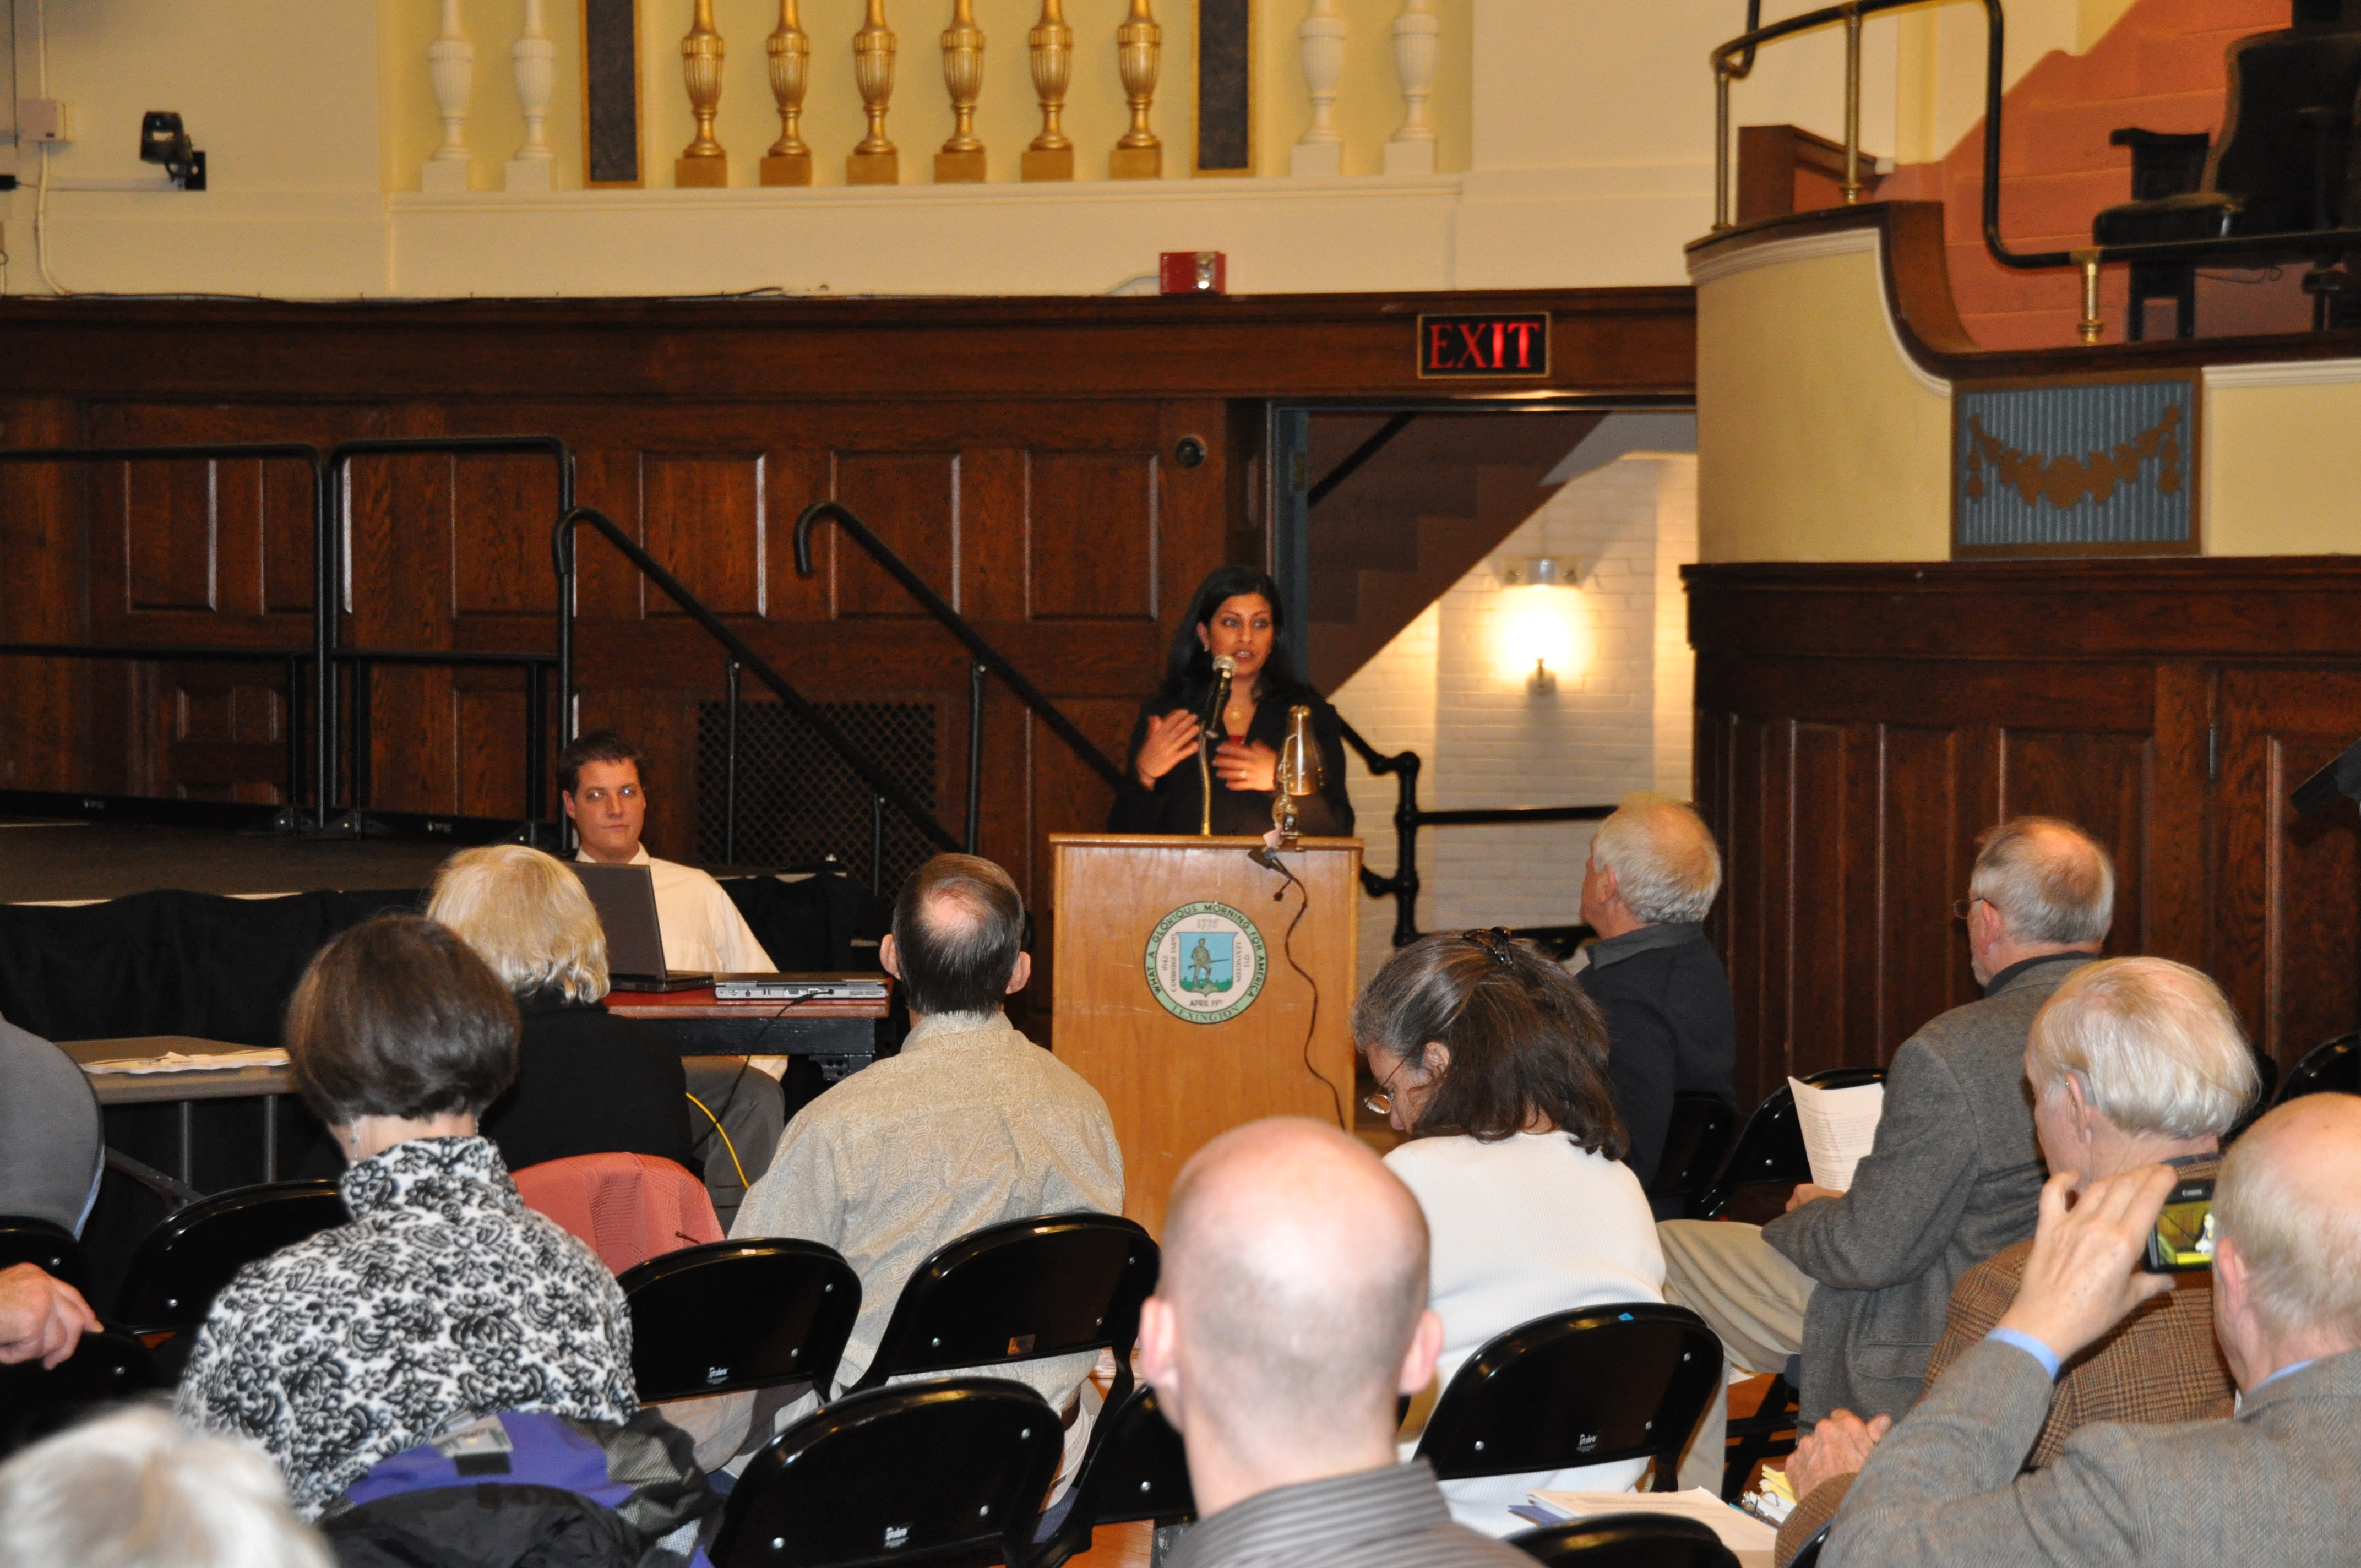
[1720,1372,1799,1502]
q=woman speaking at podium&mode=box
[1108,564,1357,837]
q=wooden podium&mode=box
[1050,834,1362,1236]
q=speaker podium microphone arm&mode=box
[1196,654,1236,837]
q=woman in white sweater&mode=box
[1359,928,1668,1536]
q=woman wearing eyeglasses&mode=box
[1357,929,1669,1536]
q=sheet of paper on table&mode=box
[1525,1487,1778,1555]
[81,1048,291,1074]
[1788,1075,1885,1191]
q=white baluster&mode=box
[422,0,475,193]
[507,0,557,192]
[1290,0,1345,178]
[1384,0,1438,176]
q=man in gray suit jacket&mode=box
[1659,818,2115,1484]
[1827,1092,2361,1567]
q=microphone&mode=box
[1199,654,1237,736]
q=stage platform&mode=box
[1,819,472,903]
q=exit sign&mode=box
[1417,312,1551,378]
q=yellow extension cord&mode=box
[684,1091,749,1190]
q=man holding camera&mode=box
[1823,1092,2361,1567]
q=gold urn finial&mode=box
[761,0,813,185]
[676,0,727,187]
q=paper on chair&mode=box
[1526,1488,1778,1554]
[80,1048,291,1074]
[1788,1075,1884,1191]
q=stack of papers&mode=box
[81,1048,290,1074]
[1522,1488,1778,1556]
[1789,1075,1885,1191]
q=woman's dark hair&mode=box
[286,915,521,1126]
[1158,565,1300,697]
[1352,931,1627,1157]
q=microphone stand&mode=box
[1197,662,1232,837]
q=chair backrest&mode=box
[1505,1512,1738,1567]
[2208,25,2361,230]
[619,1238,862,1402]
[1695,1067,1884,1220]
[1647,1094,1739,1205]
[1029,1382,1194,1567]
[0,1216,87,1294]
[714,1378,1064,1568]
[2277,1031,2361,1103]
[1414,1303,1722,1489]
[513,1151,724,1275]
[112,1178,346,1333]
[848,1213,1159,1401]
[0,1329,159,1461]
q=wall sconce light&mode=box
[1493,556,1582,696]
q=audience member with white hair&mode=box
[1138,1117,1531,1568]
[1774,956,2258,1561]
[1658,815,2114,1489]
[1570,793,1736,1200]
[428,843,698,1178]
[1824,1092,2361,1566]
[0,1407,331,1568]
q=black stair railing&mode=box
[1338,720,1615,948]
[554,504,964,883]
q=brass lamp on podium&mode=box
[1271,705,1324,849]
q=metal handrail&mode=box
[791,502,1128,792]
[1337,718,1615,946]
[1711,0,2361,339]
[553,504,964,866]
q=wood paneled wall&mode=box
[0,288,1694,1027]
[1690,559,2361,1104]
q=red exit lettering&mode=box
[1417,313,1550,378]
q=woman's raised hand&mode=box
[1214,738,1280,793]
[1136,709,1204,787]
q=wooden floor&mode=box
[1065,1520,1155,1566]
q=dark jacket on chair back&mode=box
[482,991,696,1176]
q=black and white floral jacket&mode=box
[176,1135,639,1516]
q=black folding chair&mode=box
[1695,1067,1886,1224]
[1414,1303,1721,1493]
[1027,1382,1193,1568]
[846,1214,1158,1409]
[0,1329,159,1461]
[619,1238,861,1403]
[1647,1093,1739,1219]
[0,1216,88,1294]
[1507,1512,1737,1567]
[112,1178,346,1335]
[714,1378,1064,1567]
[2277,1031,2360,1103]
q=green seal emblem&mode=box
[1145,900,1267,1025]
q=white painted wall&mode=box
[0,0,2099,299]
[1332,453,1699,988]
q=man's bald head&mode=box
[1970,816,2115,947]
[888,854,1025,1016]
[2216,1093,2361,1346]
[1161,1118,1431,1456]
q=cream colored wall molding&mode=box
[2203,359,2361,390]
[1689,224,1949,400]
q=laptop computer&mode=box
[571,863,711,993]
[711,973,889,1002]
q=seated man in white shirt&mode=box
[557,728,784,1219]
[558,728,777,976]
[730,853,1125,1493]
